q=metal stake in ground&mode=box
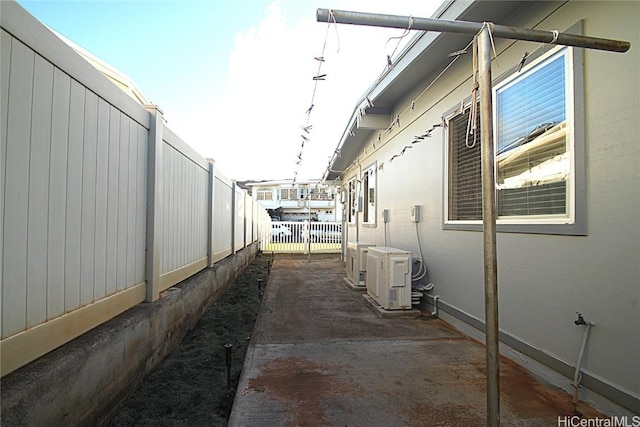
[257,278,264,300]
[224,343,233,388]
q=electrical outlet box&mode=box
[382,209,390,223]
[409,205,420,222]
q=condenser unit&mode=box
[365,247,412,310]
[346,242,375,285]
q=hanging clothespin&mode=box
[448,48,468,57]
[411,100,416,113]
[349,130,355,137]
[365,96,374,109]
[314,56,325,62]
[306,104,314,114]
[387,55,393,69]
[378,163,384,171]
[313,74,327,81]
[301,134,309,142]
[301,125,312,133]
[389,154,399,163]
[516,51,529,72]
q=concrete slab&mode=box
[362,293,423,319]
[229,254,604,426]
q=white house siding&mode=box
[338,0,638,411]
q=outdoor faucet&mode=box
[574,312,586,326]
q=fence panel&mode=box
[234,185,246,252]
[245,196,254,247]
[1,4,149,376]
[158,126,209,291]
[212,170,233,263]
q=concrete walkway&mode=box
[228,254,602,426]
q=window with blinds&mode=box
[495,50,569,218]
[448,106,482,221]
[447,47,572,224]
[257,189,272,201]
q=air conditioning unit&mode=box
[346,242,375,285]
[365,247,412,310]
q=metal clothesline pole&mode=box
[317,9,630,52]
[316,7,630,427]
[478,27,500,427]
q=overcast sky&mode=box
[17,0,441,181]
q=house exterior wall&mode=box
[248,180,340,221]
[337,0,638,413]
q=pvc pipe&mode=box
[573,321,595,413]
[432,295,440,316]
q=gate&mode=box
[264,221,342,254]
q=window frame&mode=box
[362,162,377,226]
[347,177,357,225]
[443,39,586,236]
[256,189,273,201]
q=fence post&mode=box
[208,160,215,267]
[144,105,163,302]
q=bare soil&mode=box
[109,254,271,426]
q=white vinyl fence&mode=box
[264,221,342,253]
[0,2,271,377]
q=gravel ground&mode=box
[109,254,271,426]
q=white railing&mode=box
[264,221,342,253]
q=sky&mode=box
[17,0,442,181]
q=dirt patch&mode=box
[109,254,271,426]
